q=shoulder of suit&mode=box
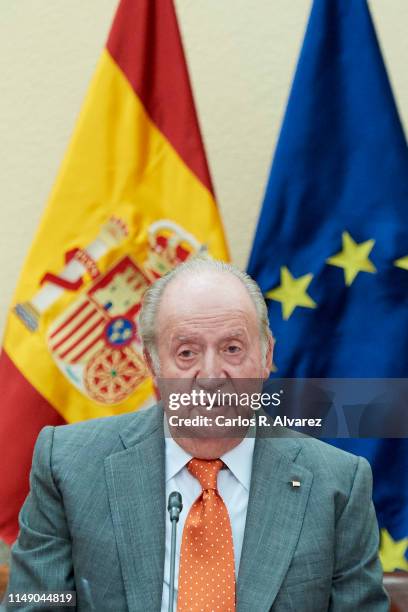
[49,403,162,456]
[266,424,363,473]
[294,435,370,484]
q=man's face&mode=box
[148,269,273,457]
[154,270,271,381]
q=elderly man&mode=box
[6,258,388,611]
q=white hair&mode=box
[138,256,273,370]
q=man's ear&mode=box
[143,348,161,400]
[262,334,275,380]
[143,348,156,378]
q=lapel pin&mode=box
[291,480,301,488]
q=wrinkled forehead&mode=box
[162,313,255,347]
[156,270,258,334]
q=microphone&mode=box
[167,491,183,612]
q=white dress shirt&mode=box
[161,429,255,611]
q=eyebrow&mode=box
[173,330,246,344]
[173,334,202,344]
[220,331,246,342]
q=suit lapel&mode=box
[104,407,165,611]
[237,434,313,612]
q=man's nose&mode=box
[197,350,226,384]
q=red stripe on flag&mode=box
[50,307,99,352]
[49,300,89,339]
[58,317,104,360]
[0,351,66,545]
[106,0,214,195]
[71,336,103,364]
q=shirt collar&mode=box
[220,428,255,492]
[164,417,255,492]
[164,417,193,483]
[165,432,193,483]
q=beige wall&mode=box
[0,1,407,337]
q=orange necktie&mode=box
[177,458,236,612]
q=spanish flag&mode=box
[0,0,228,544]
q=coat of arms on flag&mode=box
[47,256,149,405]
[14,216,204,405]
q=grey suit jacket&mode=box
[7,405,389,611]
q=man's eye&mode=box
[178,349,194,359]
[225,345,241,354]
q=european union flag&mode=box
[248,0,408,570]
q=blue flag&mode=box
[248,0,408,570]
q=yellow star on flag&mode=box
[379,529,408,572]
[394,255,408,271]
[326,231,376,286]
[265,266,317,320]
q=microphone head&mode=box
[168,491,183,522]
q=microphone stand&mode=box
[167,491,183,612]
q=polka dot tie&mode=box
[177,458,236,611]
